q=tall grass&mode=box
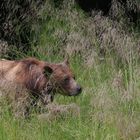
[1,57,140,140]
[0,0,140,140]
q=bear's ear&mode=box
[63,58,69,65]
[44,65,53,77]
[63,53,70,65]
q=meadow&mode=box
[0,0,140,140]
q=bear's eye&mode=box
[63,77,69,84]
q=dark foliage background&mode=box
[0,0,139,59]
[0,0,45,51]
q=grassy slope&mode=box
[1,59,140,140]
[1,1,140,140]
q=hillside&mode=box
[0,0,140,140]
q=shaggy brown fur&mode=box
[0,57,82,117]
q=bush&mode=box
[0,0,45,51]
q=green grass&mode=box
[1,59,140,140]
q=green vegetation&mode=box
[0,0,140,140]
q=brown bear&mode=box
[0,57,82,117]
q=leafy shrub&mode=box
[0,0,45,50]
